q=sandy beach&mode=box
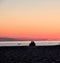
[0,46,60,63]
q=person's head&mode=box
[31,41,34,43]
[29,41,36,46]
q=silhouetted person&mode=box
[29,41,36,46]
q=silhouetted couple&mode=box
[29,41,36,46]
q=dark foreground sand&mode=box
[0,46,60,63]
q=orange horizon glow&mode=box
[0,0,60,40]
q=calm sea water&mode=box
[0,41,60,46]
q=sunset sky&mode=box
[0,0,60,40]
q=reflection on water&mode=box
[0,41,60,46]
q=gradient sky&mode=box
[0,0,60,40]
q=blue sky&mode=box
[0,0,60,11]
[0,0,60,5]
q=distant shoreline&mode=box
[0,40,60,41]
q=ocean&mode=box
[0,41,60,46]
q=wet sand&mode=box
[0,41,60,46]
[0,46,60,63]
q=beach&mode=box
[0,45,60,63]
